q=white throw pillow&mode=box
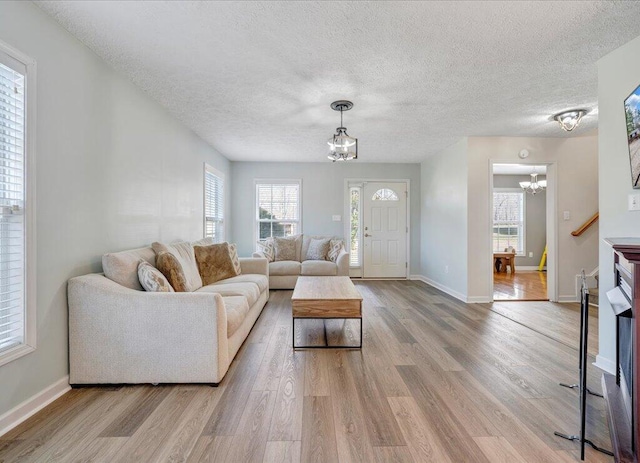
[137,261,174,292]
[257,238,275,262]
[328,239,343,262]
[228,243,242,275]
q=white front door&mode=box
[362,182,407,278]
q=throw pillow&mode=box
[194,242,238,285]
[137,260,175,292]
[256,238,274,262]
[229,243,242,275]
[274,236,297,261]
[155,251,189,292]
[328,239,344,262]
[306,238,330,261]
[151,241,203,291]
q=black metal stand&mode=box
[293,317,362,349]
[554,272,613,459]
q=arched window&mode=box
[372,188,399,201]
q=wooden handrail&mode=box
[571,212,599,237]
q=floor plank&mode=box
[0,281,613,463]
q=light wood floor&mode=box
[0,281,612,462]
[494,270,548,301]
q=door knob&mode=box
[364,233,372,237]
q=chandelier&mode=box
[519,172,547,195]
[553,109,587,132]
[328,100,358,162]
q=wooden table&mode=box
[291,276,363,349]
[494,252,516,273]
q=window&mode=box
[204,165,224,242]
[256,181,300,240]
[493,189,525,255]
[0,43,35,366]
[372,188,399,201]
[349,186,361,267]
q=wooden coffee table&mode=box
[291,276,363,349]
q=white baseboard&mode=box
[594,355,615,375]
[558,295,579,303]
[467,296,491,303]
[409,274,468,303]
[517,266,545,271]
[0,375,70,437]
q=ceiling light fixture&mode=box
[553,109,587,132]
[328,100,358,162]
[519,170,547,195]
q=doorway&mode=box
[346,180,409,279]
[491,164,548,301]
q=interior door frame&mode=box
[488,160,558,302]
[344,178,411,279]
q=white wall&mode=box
[420,139,468,299]
[596,34,640,371]
[230,162,421,273]
[493,175,547,268]
[0,1,230,418]
[467,136,599,302]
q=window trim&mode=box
[254,179,302,245]
[348,184,362,268]
[0,40,37,367]
[492,188,526,257]
[203,163,225,243]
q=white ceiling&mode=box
[493,164,546,176]
[37,1,640,163]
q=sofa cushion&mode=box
[197,282,260,307]
[301,260,337,276]
[213,274,268,293]
[274,236,297,261]
[222,296,250,337]
[137,261,174,292]
[269,260,301,276]
[102,246,156,291]
[152,241,202,291]
[229,243,242,275]
[156,251,190,292]
[256,238,275,262]
[302,235,338,261]
[328,239,344,262]
[306,238,330,260]
[194,242,238,285]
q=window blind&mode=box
[0,60,26,354]
[204,167,224,242]
[256,182,300,240]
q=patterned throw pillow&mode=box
[274,236,297,261]
[228,243,242,275]
[328,239,344,262]
[155,251,189,292]
[306,238,330,261]
[194,242,239,285]
[256,238,274,262]
[138,260,175,292]
[151,241,202,291]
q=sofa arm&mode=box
[239,257,269,276]
[68,273,229,384]
[336,248,349,276]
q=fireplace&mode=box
[604,238,640,463]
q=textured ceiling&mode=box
[37,1,640,163]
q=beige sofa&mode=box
[253,234,349,289]
[67,244,269,385]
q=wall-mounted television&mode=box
[625,84,640,188]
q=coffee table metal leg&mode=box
[293,317,362,349]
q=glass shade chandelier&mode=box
[328,100,358,162]
[520,171,547,195]
[553,109,587,132]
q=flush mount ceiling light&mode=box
[328,100,358,162]
[519,170,547,195]
[553,109,587,132]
